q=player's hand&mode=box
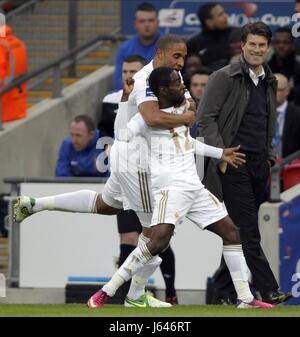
[121,78,135,101]
[221,145,246,168]
[183,109,196,127]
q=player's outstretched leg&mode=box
[14,190,120,222]
[207,216,275,309]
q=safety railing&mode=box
[0,33,125,131]
[269,149,300,202]
[5,0,40,20]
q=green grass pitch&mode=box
[0,304,299,317]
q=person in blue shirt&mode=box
[114,2,161,90]
[55,115,109,177]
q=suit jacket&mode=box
[198,55,277,200]
[282,102,300,158]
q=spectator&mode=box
[228,28,243,64]
[189,69,210,107]
[273,73,300,158]
[98,55,147,144]
[198,22,291,305]
[114,2,160,90]
[268,27,300,89]
[0,24,27,122]
[189,68,210,138]
[187,3,235,72]
[182,53,203,86]
[55,115,109,177]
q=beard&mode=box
[172,94,185,107]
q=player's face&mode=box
[122,61,144,82]
[134,10,159,39]
[242,34,269,67]
[70,121,94,152]
[165,71,186,106]
[161,43,187,71]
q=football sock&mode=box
[32,190,98,213]
[118,244,136,301]
[127,233,161,300]
[103,245,153,297]
[127,256,162,300]
[223,244,253,303]
[159,246,176,298]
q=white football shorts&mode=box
[150,188,228,229]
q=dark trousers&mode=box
[213,157,279,297]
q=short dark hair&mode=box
[274,27,294,41]
[156,34,186,51]
[123,54,147,66]
[241,22,272,45]
[197,3,218,28]
[149,67,174,98]
[135,2,157,14]
[190,68,211,79]
[73,115,95,132]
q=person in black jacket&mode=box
[198,22,292,305]
[98,55,147,147]
[273,73,300,158]
[268,27,300,102]
[187,3,235,72]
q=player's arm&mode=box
[114,78,136,141]
[139,101,195,128]
[193,139,245,168]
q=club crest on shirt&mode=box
[146,87,155,97]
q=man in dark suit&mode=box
[198,22,292,304]
[273,73,300,158]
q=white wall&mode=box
[19,183,222,290]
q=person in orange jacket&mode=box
[0,24,27,122]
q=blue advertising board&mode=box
[279,195,300,305]
[121,1,296,37]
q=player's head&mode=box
[149,67,186,107]
[70,115,96,152]
[241,22,272,67]
[122,55,147,83]
[134,2,159,40]
[155,35,187,71]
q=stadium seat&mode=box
[282,160,300,190]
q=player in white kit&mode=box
[88,67,275,309]
[13,36,249,308]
